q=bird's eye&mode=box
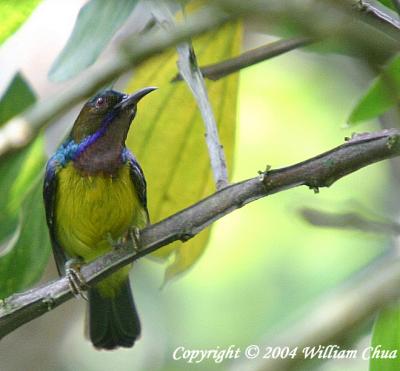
[95,97,106,108]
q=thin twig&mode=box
[173,37,313,81]
[1,129,400,339]
[300,207,400,235]
[151,1,229,189]
[356,0,400,31]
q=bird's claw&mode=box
[108,228,141,252]
[129,227,141,252]
[65,259,88,300]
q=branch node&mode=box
[180,231,195,242]
[43,295,56,311]
[258,164,272,181]
[309,185,320,194]
[217,179,229,189]
[355,0,367,12]
[387,135,398,150]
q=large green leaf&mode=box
[49,0,139,81]
[370,304,400,371]
[0,73,38,243]
[0,0,41,45]
[0,73,49,298]
[348,54,400,125]
[126,20,242,281]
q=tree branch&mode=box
[356,0,400,32]
[218,0,400,56]
[173,37,313,81]
[1,129,400,339]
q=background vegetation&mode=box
[0,1,399,370]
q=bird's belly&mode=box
[55,162,139,262]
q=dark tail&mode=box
[88,279,141,350]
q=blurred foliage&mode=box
[0,73,37,243]
[0,177,50,298]
[49,0,139,81]
[0,1,399,370]
[0,73,49,298]
[126,20,242,282]
[348,54,400,125]
[0,0,41,45]
[370,304,400,371]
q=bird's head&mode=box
[71,87,157,145]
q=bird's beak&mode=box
[117,86,158,110]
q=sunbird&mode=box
[43,87,156,350]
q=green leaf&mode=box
[0,73,38,243]
[370,304,400,371]
[0,73,38,125]
[0,0,41,45]
[49,0,138,81]
[0,136,44,245]
[126,20,242,281]
[0,180,50,299]
[348,54,400,125]
[0,73,49,298]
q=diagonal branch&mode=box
[356,0,400,32]
[1,129,400,340]
[173,37,313,81]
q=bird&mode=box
[43,87,156,350]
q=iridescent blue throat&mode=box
[52,139,130,167]
[53,110,122,166]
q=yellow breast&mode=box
[55,162,143,262]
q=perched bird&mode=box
[43,87,156,350]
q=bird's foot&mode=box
[107,229,141,252]
[65,259,88,300]
[129,227,141,252]
[107,232,125,250]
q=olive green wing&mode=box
[126,150,150,227]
